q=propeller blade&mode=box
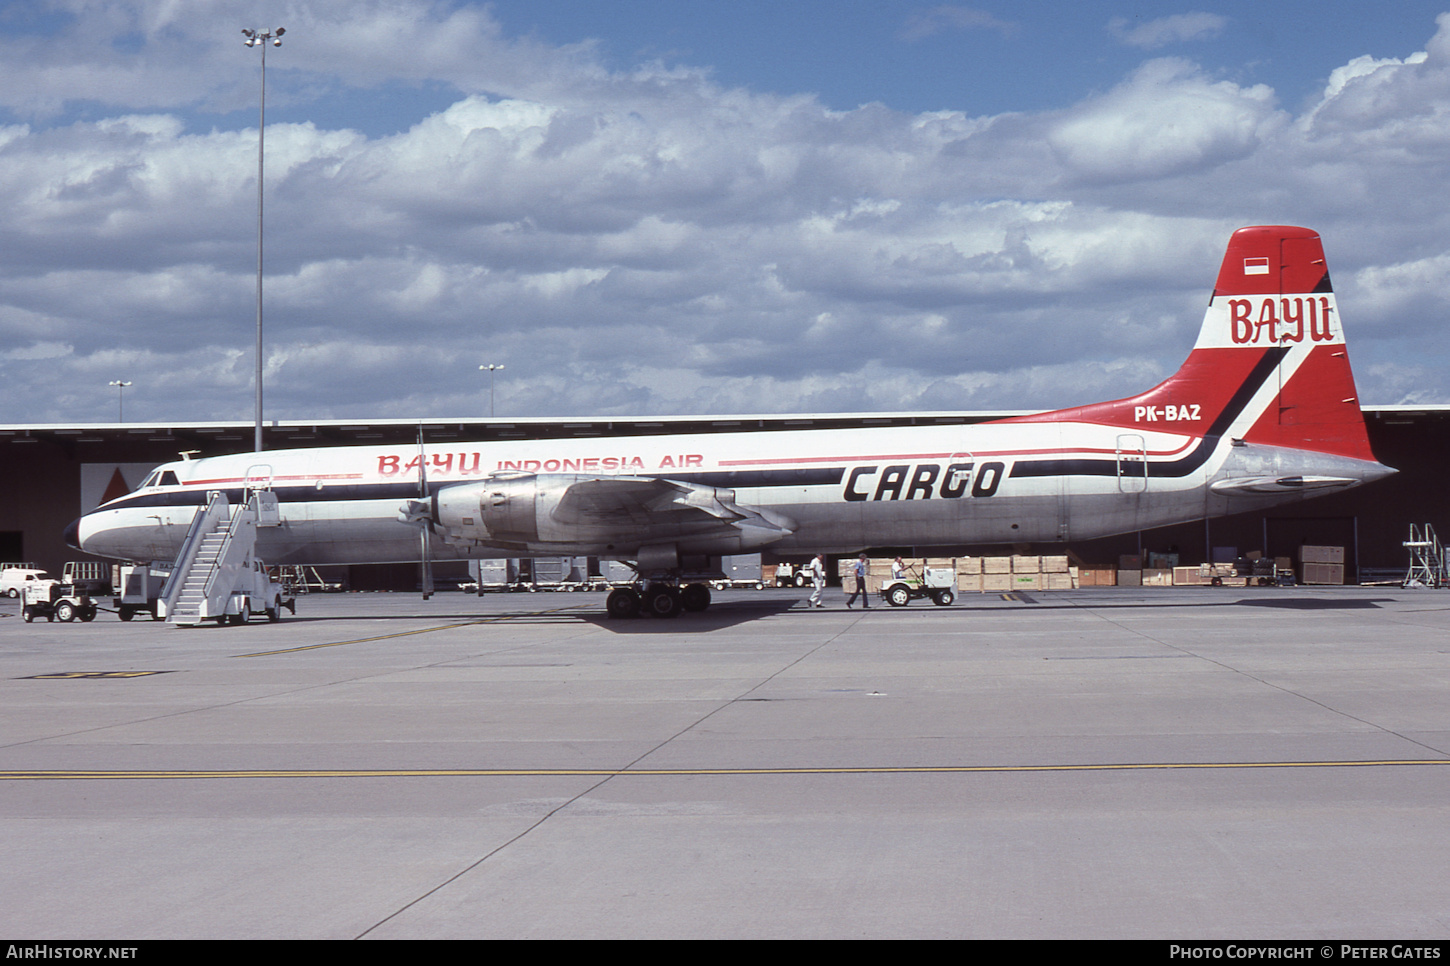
[417,426,435,600]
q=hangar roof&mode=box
[1,405,1446,455]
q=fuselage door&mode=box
[1116,435,1148,493]
[943,453,975,499]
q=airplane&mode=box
[68,226,1395,618]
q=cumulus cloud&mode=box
[1048,59,1281,181]
[0,0,1448,426]
[1108,12,1227,50]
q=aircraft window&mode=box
[159,471,180,487]
[140,471,160,489]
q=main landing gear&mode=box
[606,582,712,619]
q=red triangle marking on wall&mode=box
[100,467,131,504]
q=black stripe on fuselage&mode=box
[1009,346,1289,481]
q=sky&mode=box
[3,1,1450,424]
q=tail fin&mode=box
[1012,225,1377,462]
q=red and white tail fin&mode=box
[1010,225,1377,462]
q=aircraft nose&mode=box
[63,517,82,550]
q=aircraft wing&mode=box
[429,473,797,555]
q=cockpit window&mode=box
[137,469,181,490]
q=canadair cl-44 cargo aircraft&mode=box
[69,226,1394,618]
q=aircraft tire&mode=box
[56,601,75,623]
[932,589,954,606]
[886,584,911,607]
[606,588,641,619]
[681,583,711,612]
[643,586,683,618]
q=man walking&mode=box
[808,553,826,608]
[846,553,871,609]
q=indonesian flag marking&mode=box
[1243,256,1270,275]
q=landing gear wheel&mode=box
[680,583,711,612]
[932,589,955,606]
[606,588,641,619]
[643,585,683,618]
[56,601,76,623]
[886,584,911,607]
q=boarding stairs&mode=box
[1403,524,1448,589]
[160,471,280,624]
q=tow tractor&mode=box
[21,579,99,623]
[773,562,809,588]
[882,564,956,607]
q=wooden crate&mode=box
[1302,563,1345,585]
[1302,545,1345,564]
[1173,566,1207,586]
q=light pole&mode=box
[108,380,132,422]
[243,26,284,453]
[479,364,505,417]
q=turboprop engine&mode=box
[407,472,796,556]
